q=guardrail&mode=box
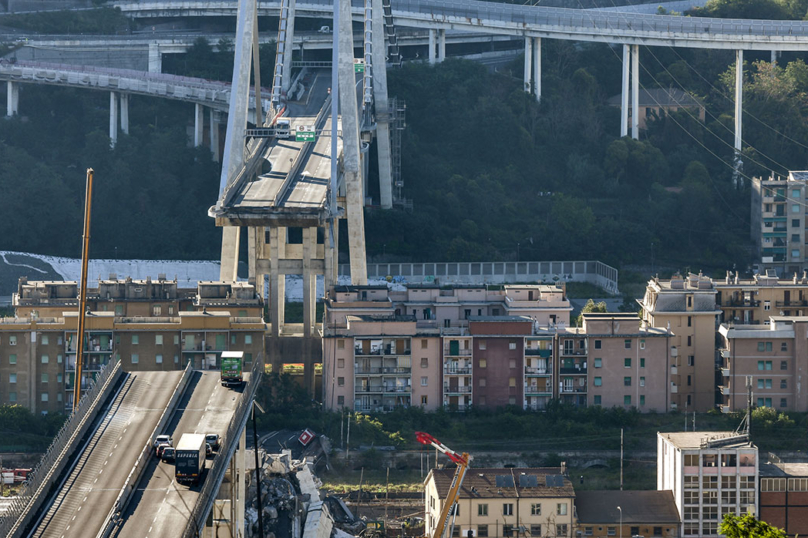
[95,361,195,538]
[182,354,264,538]
[0,360,124,538]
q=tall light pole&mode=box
[617,506,622,538]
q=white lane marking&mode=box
[77,506,82,512]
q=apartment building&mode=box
[424,467,575,538]
[469,317,532,409]
[658,432,758,537]
[575,490,681,538]
[715,270,808,325]
[640,273,720,412]
[718,317,808,412]
[0,278,265,414]
[751,172,808,276]
[759,459,808,536]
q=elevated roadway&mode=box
[29,370,183,538]
[113,0,808,51]
[113,370,247,538]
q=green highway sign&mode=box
[296,125,316,142]
[354,59,365,73]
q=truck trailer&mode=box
[220,351,244,387]
[175,433,206,485]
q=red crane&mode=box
[416,432,471,538]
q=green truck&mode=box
[221,351,244,387]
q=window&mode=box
[758,342,765,352]
[57,393,62,403]
[624,340,631,349]
[531,503,541,515]
[586,529,594,537]
[794,204,801,214]
[338,358,345,368]
[478,504,488,516]
[477,526,488,538]
[337,395,345,405]
[624,395,631,405]
[781,398,788,408]
[594,358,602,368]
[478,340,486,350]
[174,355,179,364]
[503,503,514,516]
[557,503,567,515]
[244,334,252,345]
[624,377,631,386]
[640,376,645,387]
[640,339,645,349]
[479,359,487,368]
[132,335,139,345]
[174,335,180,345]
[8,393,15,403]
[156,334,163,345]
[337,377,344,386]
[57,354,62,364]
[624,358,631,368]
[478,396,486,406]
[9,354,16,365]
[479,378,486,387]
[57,373,62,383]
[767,342,773,351]
[41,373,48,383]
[687,316,692,327]
[530,525,542,537]
[509,359,516,369]
[766,361,773,370]
[594,340,601,349]
[503,525,514,537]
[131,354,139,364]
[231,334,237,345]
[608,529,616,536]
[640,358,645,368]
[509,342,516,350]
[156,354,163,364]
[687,296,693,307]
[41,393,48,402]
[688,355,695,366]
[421,396,428,405]
[509,377,516,388]
[685,473,699,486]
[687,375,692,386]
[640,395,646,406]
[421,339,428,349]
[556,525,568,537]
[593,395,601,405]
[687,335,692,346]
[764,301,771,311]
[421,358,428,368]
[421,377,428,387]
[41,335,49,345]
[594,377,602,387]
[631,528,640,537]
[9,336,16,346]
[41,355,48,364]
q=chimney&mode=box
[794,273,799,284]
[735,272,739,285]
[726,271,731,284]
[803,270,807,284]
[560,461,566,476]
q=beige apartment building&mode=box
[424,467,575,538]
[718,316,808,412]
[715,270,808,325]
[751,172,808,275]
[640,273,720,412]
[0,278,265,414]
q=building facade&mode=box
[751,172,808,276]
[760,460,808,536]
[658,432,759,537]
[575,490,681,538]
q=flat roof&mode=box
[760,461,808,477]
[659,431,755,449]
[468,315,532,322]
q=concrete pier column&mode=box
[148,43,162,73]
[371,0,393,209]
[733,49,744,188]
[771,49,778,66]
[438,29,446,62]
[428,29,436,64]
[109,91,118,148]
[523,37,532,94]
[120,93,129,135]
[302,227,315,336]
[235,428,246,537]
[620,44,629,137]
[281,0,297,92]
[532,37,541,102]
[209,108,220,162]
[631,44,639,140]
[194,103,204,147]
[269,226,287,337]
[248,226,258,286]
[220,227,241,282]
[338,0,368,285]
[323,223,335,295]
[6,81,19,117]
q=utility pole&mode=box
[252,403,265,538]
[385,466,390,523]
[346,411,351,459]
[692,412,696,432]
[620,428,624,491]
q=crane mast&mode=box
[416,432,471,538]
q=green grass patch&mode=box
[322,466,424,494]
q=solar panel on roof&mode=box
[519,474,538,487]
[495,475,514,488]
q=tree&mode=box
[581,298,608,314]
[719,514,786,538]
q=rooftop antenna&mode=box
[734,376,753,437]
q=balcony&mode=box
[354,385,411,394]
[671,365,677,375]
[670,384,678,394]
[525,385,552,395]
[355,367,411,375]
[560,386,587,394]
[720,386,730,396]
[721,368,730,377]
[443,385,472,394]
[444,367,472,375]
[727,299,760,308]
[776,300,808,307]
[560,367,587,375]
[443,348,472,357]
[561,348,587,356]
[720,349,730,359]
[720,405,731,414]
[525,367,550,375]
[525,349,552,358]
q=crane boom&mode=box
[416,432,471,538]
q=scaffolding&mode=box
[388,97,410,210]
[381,0,401,67]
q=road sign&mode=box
[299,428,315,446]
[295,125,316,142]
[354,59,365,73]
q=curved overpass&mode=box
[113,0,808,51]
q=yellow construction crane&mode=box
[416,432,471,538]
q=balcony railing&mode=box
[355,348,412,356]
[525,349,552,357]
[721,368,730,377]
[561,348,587,356]
[560,386,587,393]
[525,385,552,394]
[444,367,472,375]
[671,365,678,375]
[443,385,472,394]
[776,300,808,307]
[525,367,550,375]
[355,367,412,375]
[444,348,472,357]
[720,349,730,359]
[670,384,678,394]
[726,299,760,308]
[560,367,587,375]
[354,385,412,393]
[720,386,730,396]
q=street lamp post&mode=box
[617,506,622,538]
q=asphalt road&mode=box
[114,370,246,538]
[30,371,183,538]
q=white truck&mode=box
[275,118,291,139]
[175,433,206,485]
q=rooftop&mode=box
[760,461,808,477]
[575,490,680,524]
[468,316,533,323]
[430,468,574,500]
[659,431,755,450]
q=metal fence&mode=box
[0,360,122,537]
[182,354,264,538]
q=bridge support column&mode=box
[428,29,436,64]
[109,91,118,148]
[148,42,162,73]
[194,103,204,147]
[523,37,532,94]
[6,81,19,117]
[438,29,446,62]
[532,37,541,102]
[733,49,744,188]
[209,108,220,162]
[281,0,297,92]
[120,93,129,135]
[631,44,639,140]
[339,0,368,285]
[235,428,246,538]
[303,226,315,336]
[324,221,338,293]
[220,227,241,282]
[372,0,393,209]
[269,226,287,337]
[620,44,629,137]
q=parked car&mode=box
[156,443,171,459]
[205,434,221,451]
[162,447,176,463]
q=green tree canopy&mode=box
[719,514,786,538]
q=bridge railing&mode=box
[182,354,264,538]
[0,360,124,538]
